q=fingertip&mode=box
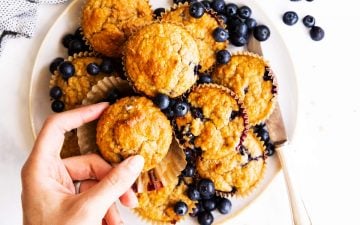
[119,155,144,174]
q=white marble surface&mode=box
[0,0,359,224]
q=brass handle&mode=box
[276,145,312,225]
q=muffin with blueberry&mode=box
[81,0,153,57]
[96,96,172,171]
[174,84,249,160]
[212,52,277,126]
[124,22,199,98]
[196,130,267,196]
[161,2,227,73]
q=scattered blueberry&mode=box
[225,3,238,17]
[212,27,229,42]
[310,26,324,41]
[49,57,64,74]
[201,0,211,10]
[165,107,175,118]
[58,61,75,80]
[302,15,315,28]
[198,75,212,84]
[197,211,214,225]
[154,8,165,19]
[217,14,228,24]
[153,93,170,110]
[191,107,204,119]
[253,25,271,41]
[62,34,75,48]
[216,50,231,64]
[230,34,248,47]
[107,89,122,104]
[182,164,196,177]
[202,199,216,211]
[257,127,270,143]
[100,59,114,74]
[198,179,215,199]
[68,39,84,55]
[283,11,299,26]
[74,27,83,40]
[86,63,100,76]
[187,186,201,200]
[245,17,257,30]
[174,101,189,117]
[266,142,275,156]
[51,100,65,113]
[174,201,188,216]
[211,0,226,14]
[217,197,232,214]
[189,2,205,19]
[190,203,204,217]
[49,86,62,100]
[232,22,248,37]
[237,5,252,19]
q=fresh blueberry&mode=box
[253,25,271,41]
[230,34,248,47]
[245,17,257,30]
[49,86,62,100]
[74,27,83,40]
[201,0,211,10]
[225,3,238,17]
[165,107,175,118]
[266,142,275,156]
[303,15,315,28]
[87,63,100,75]
[217,14,228,24]
[174,201,188,216]
[217,197,232,214]
[153,8,165,19]
[174,102,189,117]
[191,107,204,119]
[253,123,266,133]
[51,100,65,113]
[100,59,114,74]
[216,50,231,64]
[62,34,75,48]
[211,0,226,14]
[212,27,229,42]
[232,22,248,37]
[198,75,212,84]
[190,203,204,217]
[49,57,64,74]
[310,26,324,41]
[58,61,75,80]
[187,186,201,200]
[263,69,272,81]
[107,89,122,104]
[182,164,195,177]
[257,127,270,143]
[153,93,170,110]
[202,199,216,211]
[237,6,252,19]
[68,39,84,55]
[198,179,215,199]
[197,211,214,225]
[283,11,299,26]
[189,2,205,19]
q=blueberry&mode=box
[173,0,186,3]
[302,15,315,28]
[154,8,165,19]
[198,179,215,199]
[216,50,231,64]
[74,27,83,39]
[217,14,228,24]
[266,142,275,156]
[174,201,188,216]
[202,199,216,211]
[283,11,299,26]
[310,26,324,41]
[263,69,272,81]
[225,3,238,17]
[100,59,114,74]
[245,17,257,30]
[238,6,252,19]
[107,89,122,104]
[227,16,242,30]
[194,65,202,74]
[187,186,201,200]
[198,75,212,84]
[253,25,271,41]
[191,107,204,119]
[257,127,270,143]
[58,61,75,80]
[201,0,211,10]
[49,86,62,100]
[190,203,204,217]
[153,94,170,110]
[217,197,232,214]
[62,34,75,48]
[87,63,100,76]
[68,39,84,55]
[182,164,195,177]
[197,211,214,225]
[211,0,226,14]
[212,27,229,42]
[189,2,205,19]
[51,100,65,113]
[253,123,266,133]
[174,102,189,117]
[232,22,248,37]
[49,57,64,74]
[230,34,248,47]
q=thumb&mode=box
[82,155,144,212]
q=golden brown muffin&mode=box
[161,3,227,73]
[135,179,196,224]
[96,96,172,171]
[197,130,266,196]
[81,0,152,57]
[212,52,277,125]
[174,84,248,160]
[60,130,81,159]
[124,22,199,98]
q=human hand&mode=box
[21,102,144,225]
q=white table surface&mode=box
[0,0,359,224]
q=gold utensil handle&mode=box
[276,145,312,225]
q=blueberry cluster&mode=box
[253,123,275,156]
[153,94,190,118]
[61,27,90,56]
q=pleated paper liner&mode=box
[160,2,227,73]
[211,51,278,126]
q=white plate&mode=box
[29,0,298,224]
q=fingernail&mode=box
[127,155,144,172]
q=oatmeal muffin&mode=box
[81,0,152,57]
[96,96,172,171]
[197,130,267,196]
[212,52,277,125]
[124,22,199,98]
[174,84,248,160]
[161,3,227,72]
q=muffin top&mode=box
[175,84,248,160]
[96,96,172,171]
[161,3,227,72]
[196,130,266,195]
[212,52,277,125]
[81,0,152,57]
[124,22,199,98]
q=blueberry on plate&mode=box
[216,50,231,64]
[202,199,216,211]
[225,3,238,17]
[174,201,188,216]
[187,186,201,200]
[87,63,100,76]
[198,75,212,84]
[58,61,75,80]
[51,100,65,113]
[74,27,83,39]
[62,34,75,49]
[182,164,195,177]
[68,39,84,55]
[217,197,232,214]
[49,86,62,100]
[232,22,248,37]
[198,179,215,199]
[245,17,257,30]
[217,14,228,24]
[201,0,211,10]
[189,2,205,19]
[303,15,315,28]
[212,27,229,42]
[100,59,114,74]
[197,211,214,225]
[310,26,325,41]
[153,93,170,110]
[283,11,299,26]
[174,101,189,117]
[190,203,204,217]
[237,5,252,19]
[49,57,64,74]
[253,25,271,41]
[211,0,226,14]
[256,127,270,143]
[230,34,248,47]
[266,142,275,156]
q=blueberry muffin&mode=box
[174,84,248,160]
[161,3,227,72]
[96,96,172,171]
[196,130,266,195]
[212,52,277,125]
[81,0,152,57]
[124,22,199,98]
